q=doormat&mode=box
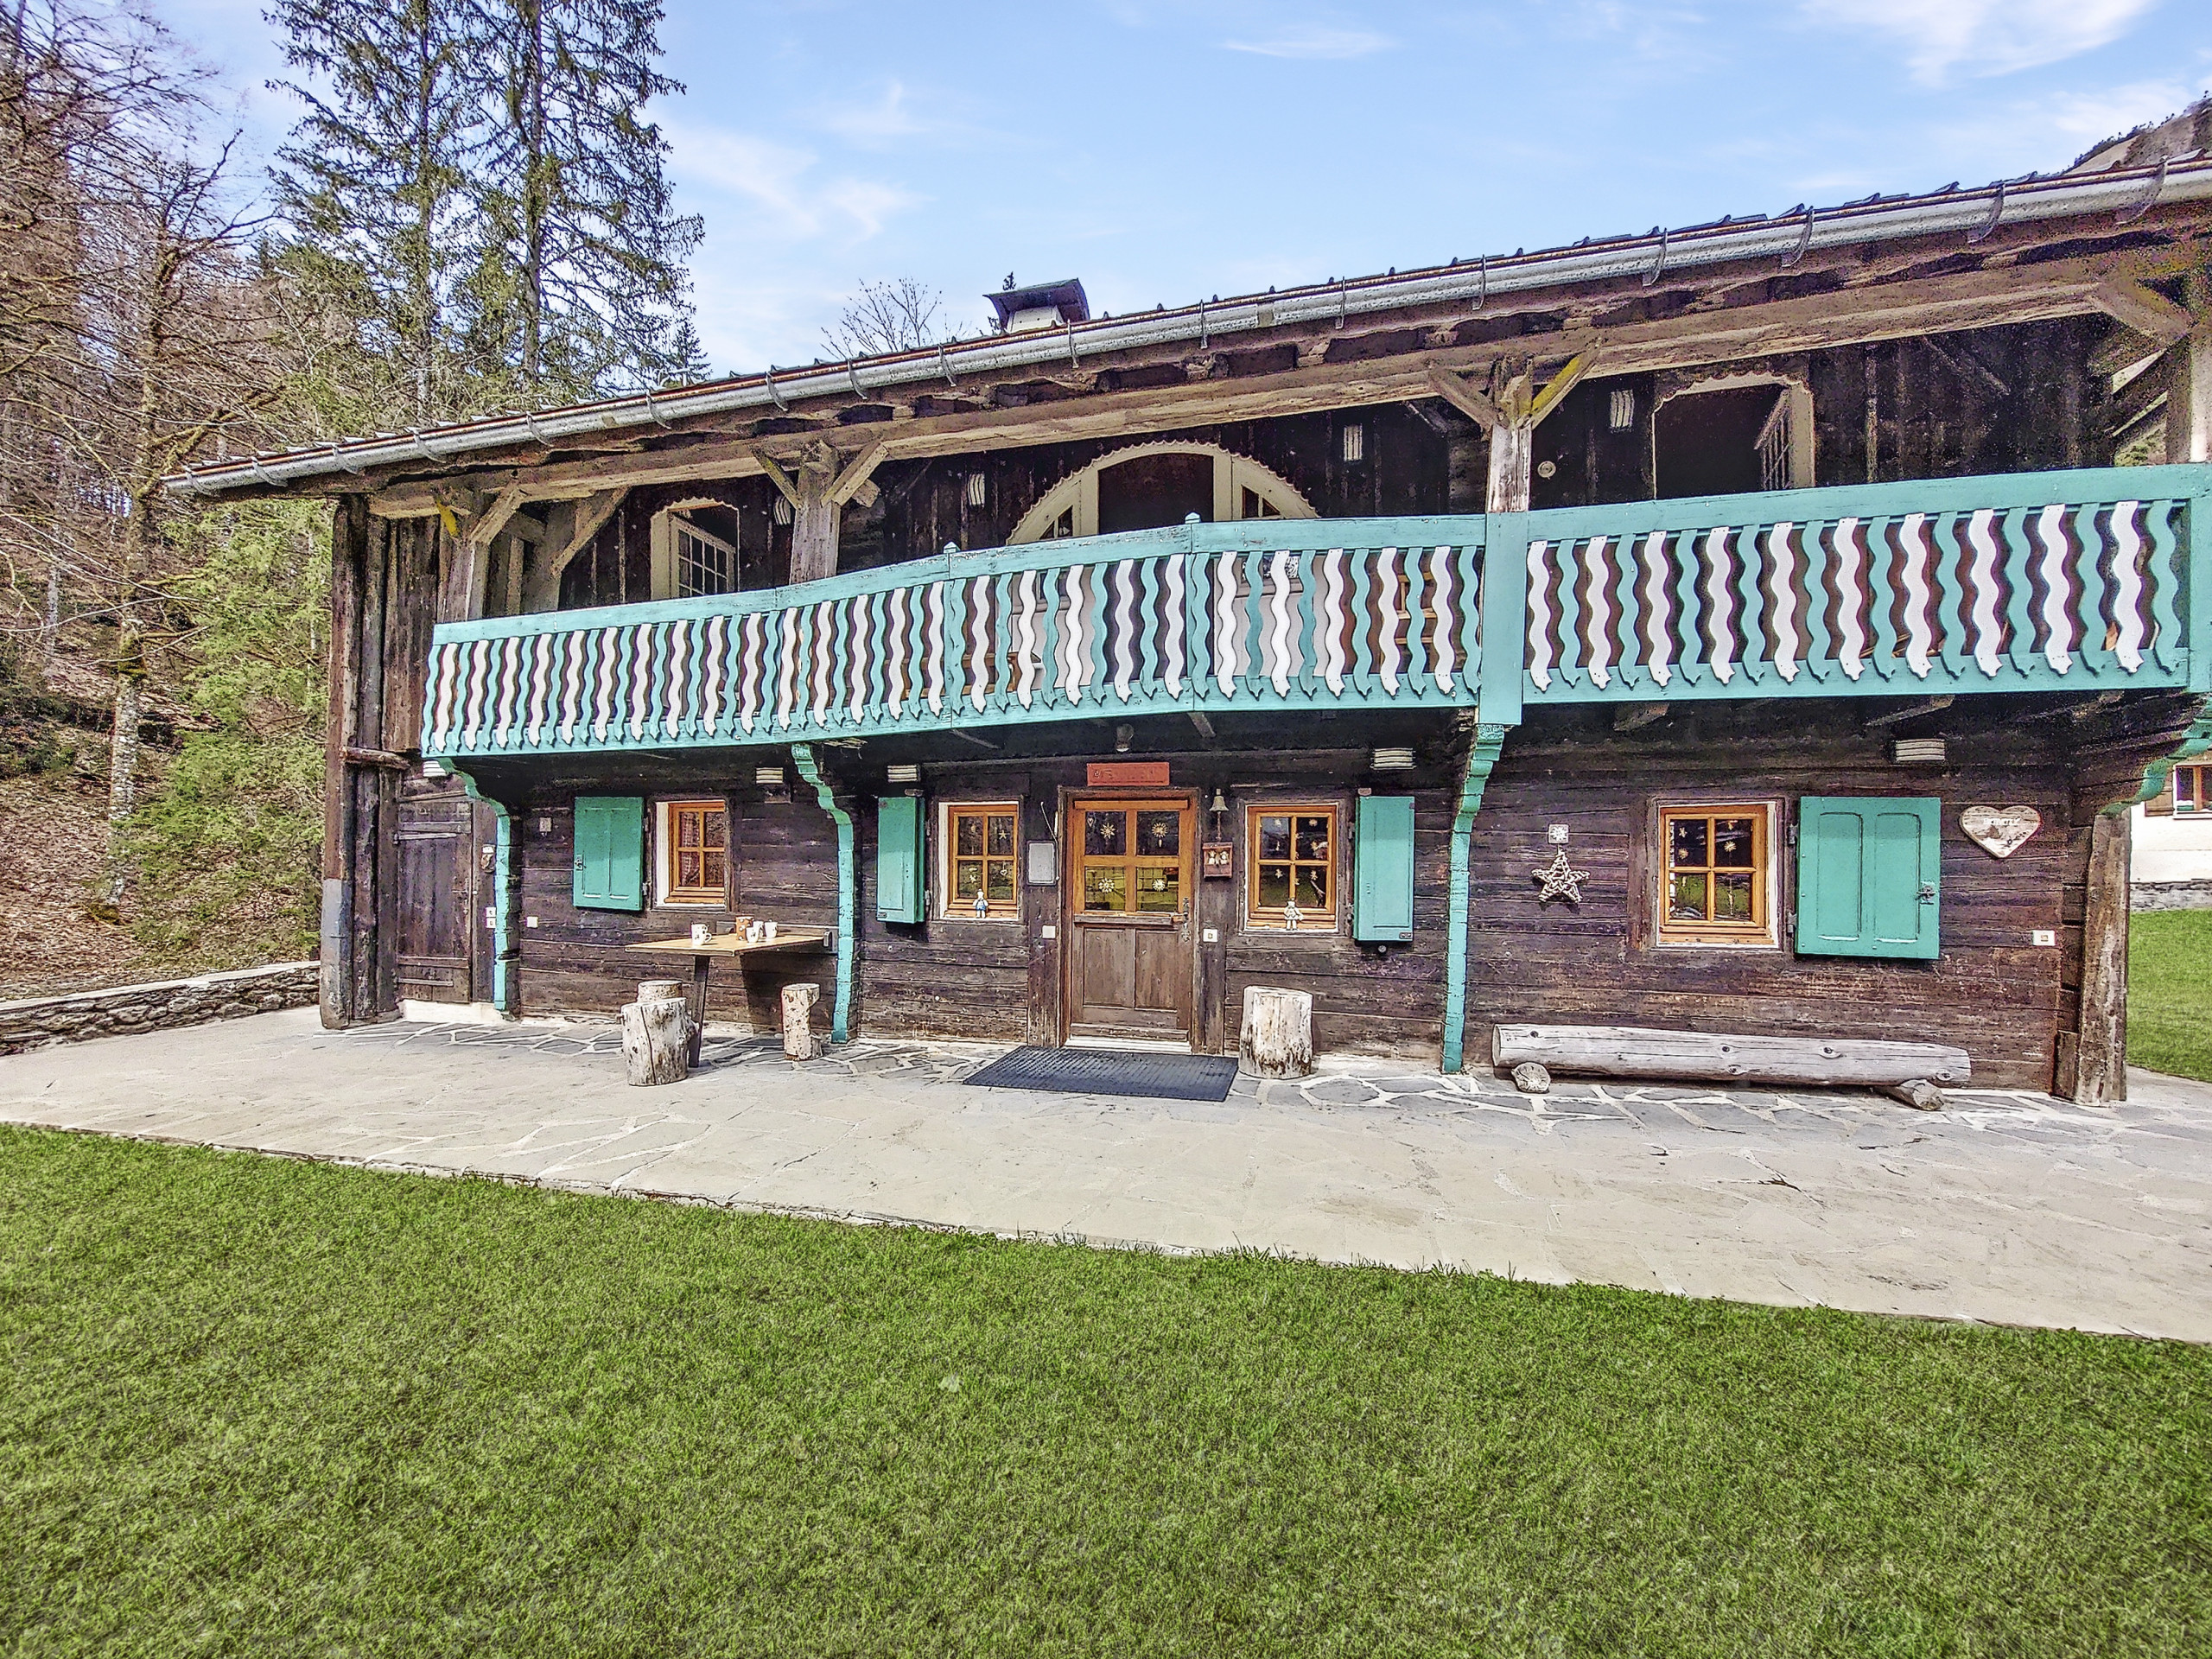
[963,1046,1239,1102]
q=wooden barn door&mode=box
[395,781,481,1004]
[1065,796,1195,1045]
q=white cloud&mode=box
[664,124,922,244]
[1803,0,2160,84]
[814,81,946,147]
[1222,24,1393,60]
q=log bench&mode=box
[1492,1023,1970,1111]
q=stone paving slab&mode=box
[3,1007,2210,1342]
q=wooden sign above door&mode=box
[1087,761,1169,787]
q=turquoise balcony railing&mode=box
[421,465,2210,760]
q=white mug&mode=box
[690,923,711,946]
[764,920,779,941]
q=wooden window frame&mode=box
[655,797,729,908]
[2175,764,2207,816]
[1652,800,1781,949]
[939,800,1022,922]
[1243,802,1342,931]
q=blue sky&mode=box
[166,0,2210,378]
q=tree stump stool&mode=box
[781,982,821,1061]
[1239,986,1314,1079]
[622,993,691,1085]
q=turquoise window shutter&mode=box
[1795,796,1940,960]
[573,796,645,912]
[877,796,925,924]
[1353,795,1416,942]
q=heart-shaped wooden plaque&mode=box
[1961,804,2041,859]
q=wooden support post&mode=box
[528,487,625,611]
[2168,270,2212,465]
[1442,721,1510,1072]
[790,743,853,1042]
[320,494,365,1025]
[2071,808,2133,1105]
[787,447,841,584]
[1485,422,1533,512]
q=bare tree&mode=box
[0,3,286,906]
[820,276,960,359]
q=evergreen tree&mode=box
[265,0,501,426]
[467,0,703,401]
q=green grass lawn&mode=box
[3,1128,2207,1657]
[2130,908,2212,1082]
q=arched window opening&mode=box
[1652,373,1814,499]
[1008,442,1317,544]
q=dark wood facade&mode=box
[259,146,2212,1100]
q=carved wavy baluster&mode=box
[2145,499,2186,674]
[1961,507,2004,678]
[1522,539,1554,693]
[2111,499,2148,672]
[2072,505,2110,674]
[2031,504,2074,676]
[1577,536,1611,690]
[1161,556,1186,699]
[1767,523,1802,683]
[1694,528,1734,686]
[1895,513,1936,679]
[1110,558,1139,702]
[1427,546,1456,696]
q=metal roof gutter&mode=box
[169,162,2212,499]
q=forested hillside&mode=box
[0,0,699,996]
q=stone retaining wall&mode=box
[0,961,319,1054]
[2133,880,2212,913]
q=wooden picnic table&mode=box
[625,930,832,1065]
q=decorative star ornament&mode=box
[1533,848,1590,905]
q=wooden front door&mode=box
[1065,796,1196,1044]
[395,784,480,1003]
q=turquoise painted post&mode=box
[2192,491,2212,695]
[450,765,514,1014]
[791,742,854,1043]
[1440,721,1509,1073]
[1478,515,1523,724]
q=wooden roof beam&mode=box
[352,256,2137,513]
[2088,278,2193,346]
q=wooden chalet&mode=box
[173,104,2212,1100]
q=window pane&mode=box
[1137,865,1180,912]
[955,861,982,899]
[2179,768,2200,810]
[987,813,1016,855]
[957,815,984,856]
[678,850,702,889]
[702,811,726,849]
[1294,816,1331,862]
[678,812,701,849]
[1083,867,1128,911]
[1257,864,1291,908]
[1712,818,1757,868]
[1295,867,1329,910]
[1136,810,1180,855]
[1084,811,1125,856]
[702,852,725,891]
[1669,817,1707,870]
[1669,872,1708,921]
[1713,871,1754,923]
[986,860,1015,901]
[1257,816,1291,860]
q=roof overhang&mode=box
[168,161,2212,501]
